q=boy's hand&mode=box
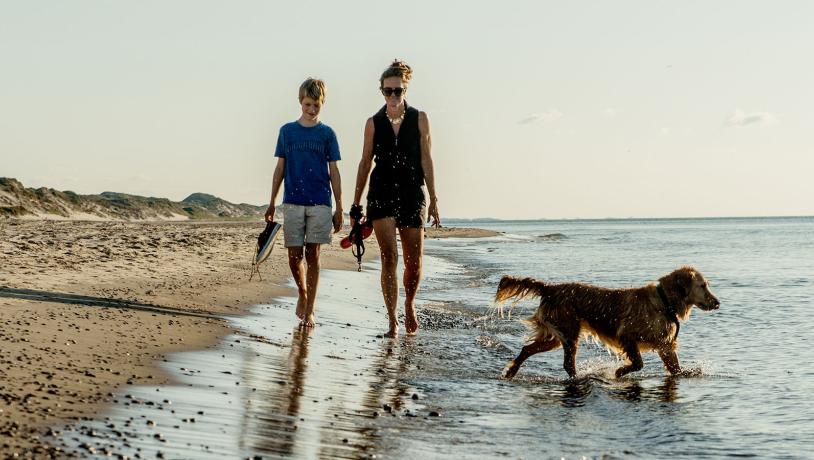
[264,204,276,222]
[332,208,343,233]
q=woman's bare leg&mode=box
[399,226,424,334]
[373,218,399,337]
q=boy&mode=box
[265,78,343,327]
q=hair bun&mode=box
[380,59,413,86]
[390,59,410,70]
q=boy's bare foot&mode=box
[295,296,307,319]
[405,305,419,335]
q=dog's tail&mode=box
[494,276,558,345]
[493,275,548,318]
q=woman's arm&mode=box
[352,118,375,212]
[418,111,440,228]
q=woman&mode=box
[351,59,440,338]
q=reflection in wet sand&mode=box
[230,269,424,458]
[244,326,312,457]
[236,311,414,458]
[362,338,416,415]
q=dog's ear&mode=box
[675,269,695,299]
[675,278,687,298]
[661,268,694,301]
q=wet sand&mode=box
[0,220,496,458]
[57,269,438,458]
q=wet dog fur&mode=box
[496,266,720,379]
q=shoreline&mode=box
[0,220,495,457]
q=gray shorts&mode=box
[283,204,333,247]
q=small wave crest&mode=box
[474,334,515,354]
[536,232,567,241]
[674,360,740,379]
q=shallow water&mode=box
[419,217,814,458]
[63,217,814,458]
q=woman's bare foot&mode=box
[383,321,399,338]
[295,295,307,319]
[405,305,419,335]
[301,313,316,328]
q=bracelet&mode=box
[349,204,364,221]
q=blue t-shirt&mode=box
[274,121,341,207]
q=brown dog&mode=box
[496,266,719,379]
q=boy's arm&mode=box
[329,161,343,232]
[265,157,285,222]
[419,111,440,228]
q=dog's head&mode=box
[660,266,720,316]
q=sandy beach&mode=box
[0,219,497,458]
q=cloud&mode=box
[726,110,777,127]
[518,110,563,125]
[603,108,619,118]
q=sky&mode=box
[1,1,812,219]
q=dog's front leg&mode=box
[615,341,644,378]
[657,346,682,375]
[503,337,561,379]
[503,348,533,379]
[502,354,525,380]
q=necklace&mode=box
[386,109,405,125]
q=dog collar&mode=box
[656,283,671,309]
[657,283,680,341]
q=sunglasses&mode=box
[381,87,405,97]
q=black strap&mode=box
[349,204,364,221]
[657,283,680,341]
[348,220,365,271]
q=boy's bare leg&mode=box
[302,243,321,327]
[373,218,399,337]
[399,226,423,335]
[287,246,307,319]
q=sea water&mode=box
[62,217,814,459]
[411,216,814,458]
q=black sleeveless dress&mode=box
[366,102,426,227]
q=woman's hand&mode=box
[349,204,364,229]
[427,199,440,228]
